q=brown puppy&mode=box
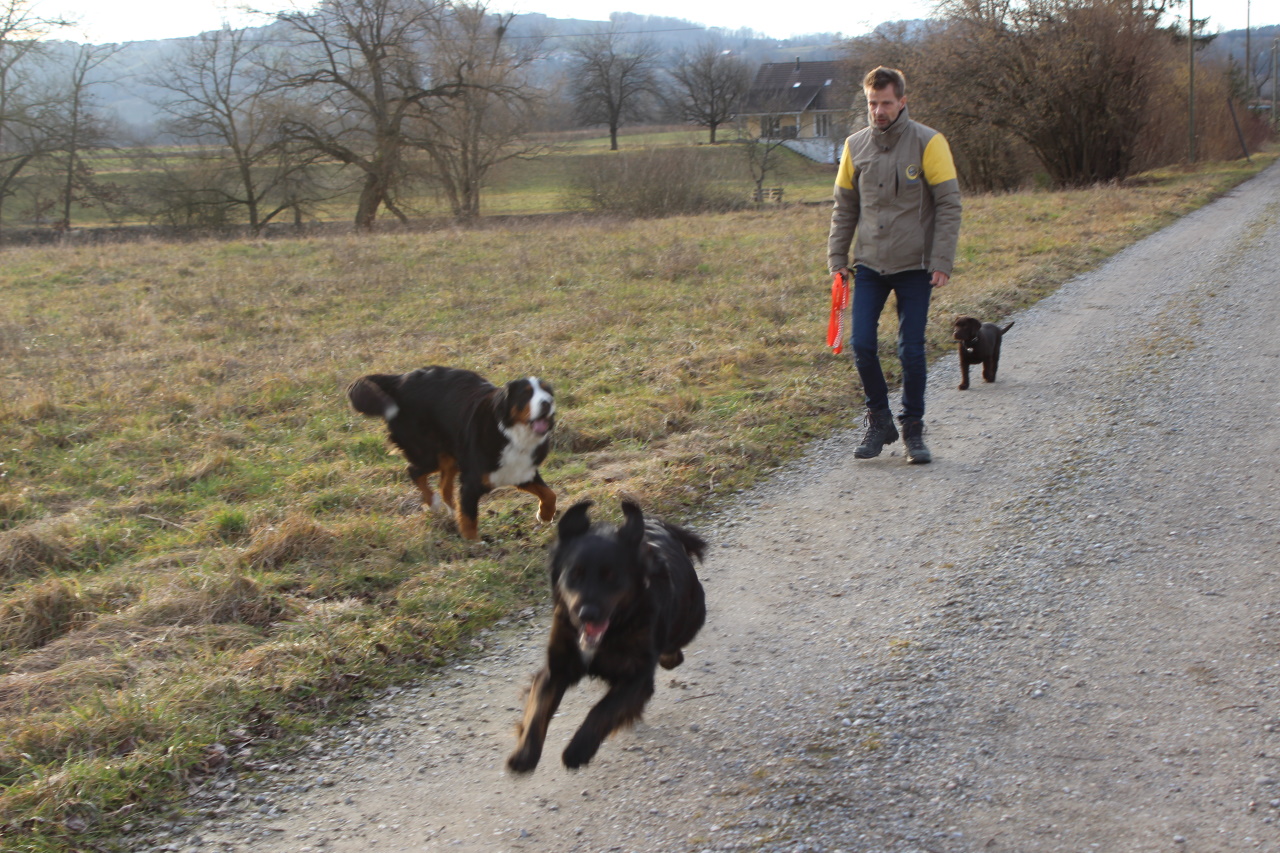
[953,316,1014,390]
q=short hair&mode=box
[863,66,906,98]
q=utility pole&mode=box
[1188,0,1196,163]
[1246,0,1252,101]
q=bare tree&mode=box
[567,26,662,151]
[409,3,545,220]
[274,0,464,229]
[735,94,794,204]
[668,39,751,144]
[148,26,327,233]
[936,0,1174,186]
[841,21,1036,192]
[0,0,68,233]
[49,43,122,229]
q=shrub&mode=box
[568,147,739,217]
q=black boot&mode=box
[900,417,932,464]
[854,407,899,459]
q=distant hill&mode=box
[50,11,851,140]
[57,12,1276,139]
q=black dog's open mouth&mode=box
[531,417,552,435]
[578,619,609,654]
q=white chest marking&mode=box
[490,431,544,487]
[493,379,554,487]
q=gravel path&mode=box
[130,162,1280,853]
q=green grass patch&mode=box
[47,127,835,227]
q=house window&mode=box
[763,116,800,139]
[815,113,832,138]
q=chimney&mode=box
[795,57,801,71]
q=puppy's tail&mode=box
[348,375,401,420]
[999,321,1015,335]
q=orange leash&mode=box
[826,271,850,354]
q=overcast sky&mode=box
[42,0,1280,45]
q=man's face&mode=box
[866,85,906,130]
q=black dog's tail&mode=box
[657,519,707,563]
[611,498,708,564]
[999,321,1015,335]
[347,375,401,420]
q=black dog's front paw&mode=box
[562,734,601,769]
[507,745,541,774]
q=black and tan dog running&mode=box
[507,499,707,773]
[347,366,556,540]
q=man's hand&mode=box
[931,271,950,288]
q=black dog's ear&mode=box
[619,500,645,551]
[558,500,594,541]
[502,378,533,405]
[499,378,535,426]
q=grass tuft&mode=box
[0,578,98,652]
[0,519,77,580]
[128,571,293,630]
[243,515,338,571]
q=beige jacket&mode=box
[827,107,962,276]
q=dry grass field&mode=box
[0,152,1274,851]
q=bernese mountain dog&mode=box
[347,366,556,540]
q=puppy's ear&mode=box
[557,500,594,540]
[619,500,645,551]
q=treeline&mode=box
[0,0,807,233]
[844,0,1276,192]
[0,0,1275,234]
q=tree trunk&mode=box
[60,88,83,230]
[355,173,387,230]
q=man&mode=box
[828,66,961,464]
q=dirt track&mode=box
[152,161,1280,853]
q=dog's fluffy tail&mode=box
[348,375,401,420]
[660,520,708,563]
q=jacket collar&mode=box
[870,105,911,147]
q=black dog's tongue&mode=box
[579,619,609,651]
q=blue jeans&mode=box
[851,265,933,421]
